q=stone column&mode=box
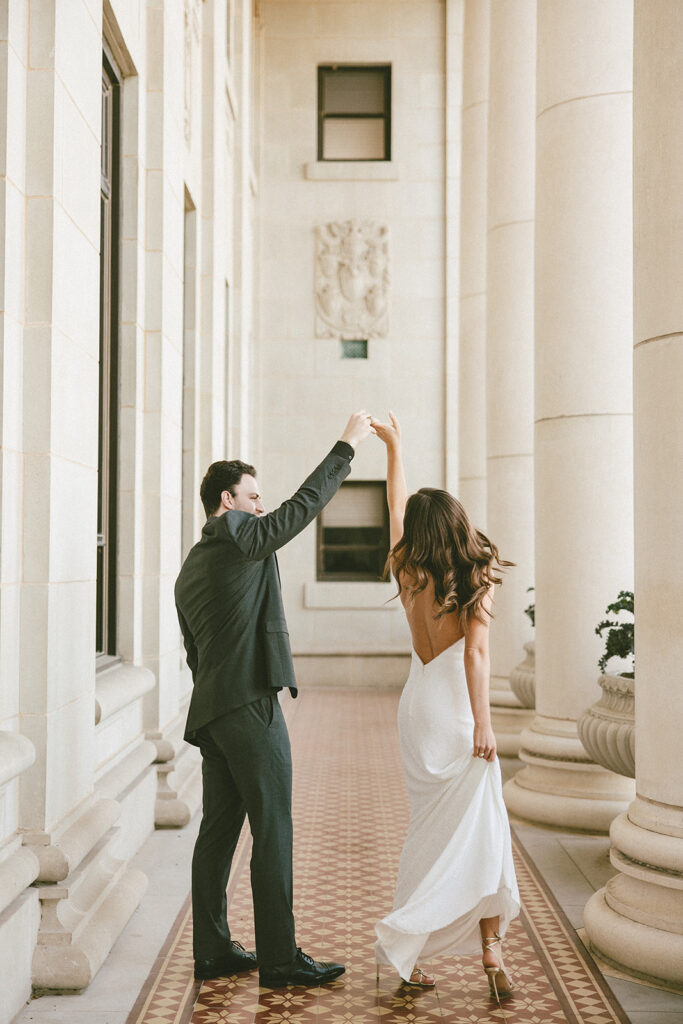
[143,0,202,827]
[485,0,536,755]
[0,10,41,1013]
[19,1,147,990]
[583,0,683,985]
[458,0,489,527]
[504,0,635,830]
[231,0,256,458]
[444,0,464,494]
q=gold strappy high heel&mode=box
[402,966,435,987]
[482,932,513,1003]
[375,964,435,987]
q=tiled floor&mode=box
[15,689,683,1024]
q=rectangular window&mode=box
[317,481,390,581]
[318,65,391,161]
[340,339,368,359]
[97,50,121,657]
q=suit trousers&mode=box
[191,693,297,967]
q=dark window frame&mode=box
[316,480,390,582]
[97,47,121,659]
[317,64,392,162]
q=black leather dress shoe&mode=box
[194,941,258,979]
[259,948,345,988]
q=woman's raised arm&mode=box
[371,411,407,548]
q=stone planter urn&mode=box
[509,641,535,709]
[577,673,635,778]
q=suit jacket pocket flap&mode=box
[265,619,289,634]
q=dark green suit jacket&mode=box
[175,442,353,745]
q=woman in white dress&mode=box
[372,413,520,1002]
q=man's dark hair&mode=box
[200,459,257,517]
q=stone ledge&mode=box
[0,841,40,916]
[155,742,201,829]
[610,812,683,878]
[147,701,191,763]
[0,730,36,788]
[148,708,201,828]
[24,798,120,883]
[32,862,147,991]
[304,160,399,181]
[95,663,156,725]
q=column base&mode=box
[584,887,683,991]
[32,842,147,991]
[503,715,634,832]
[583,799,683,989]
[150,713,202,829]
[490,704,535,757]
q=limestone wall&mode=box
[0,0,257,1016]
[257,0,463,679]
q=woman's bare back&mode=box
[399,572,464,665]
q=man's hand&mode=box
[370,410,401,450]
[340,410,375,449]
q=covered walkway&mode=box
[16,691,683,1024]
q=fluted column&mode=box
[583,0,683,985]
[485,0,536,755]
[458,0,489,527]
[504,0,635,830]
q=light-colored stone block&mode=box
[54,0,102,138]
[0,889,40,1024]
[59,92,100,248]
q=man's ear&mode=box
[221,489,235,510]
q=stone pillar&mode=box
[18,1,148,990]
[583,0,683,985]
[0,9,42,1016]
[231,0,256,458]
[458,0,489,527]
[444,0,464,494]
[143,0,202,827]
[485,0,536,755]
[504,0,635,830]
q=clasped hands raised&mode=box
[340,409,401,449]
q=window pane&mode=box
[323,527,384,546]
[323,484,384,528]
[323,548,382,577]
[322,117,385,160]
[323,69,386,115]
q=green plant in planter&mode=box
[595,590,634,677]
[524,586,535,628]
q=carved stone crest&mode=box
[315,220,390,340]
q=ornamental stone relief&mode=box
[315,220,390,340]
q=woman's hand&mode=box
[473,721,497,762]
[371,410,401,448]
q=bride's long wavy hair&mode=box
[388,488,513,628]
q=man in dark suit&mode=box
[175,411,373,988]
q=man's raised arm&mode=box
[223,411,374,561]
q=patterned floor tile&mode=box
[127,690,631,1024]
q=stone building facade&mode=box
[0,1,681,1020]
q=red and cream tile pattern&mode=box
[127,690,630,1024]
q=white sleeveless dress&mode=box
[375,638,520,981]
